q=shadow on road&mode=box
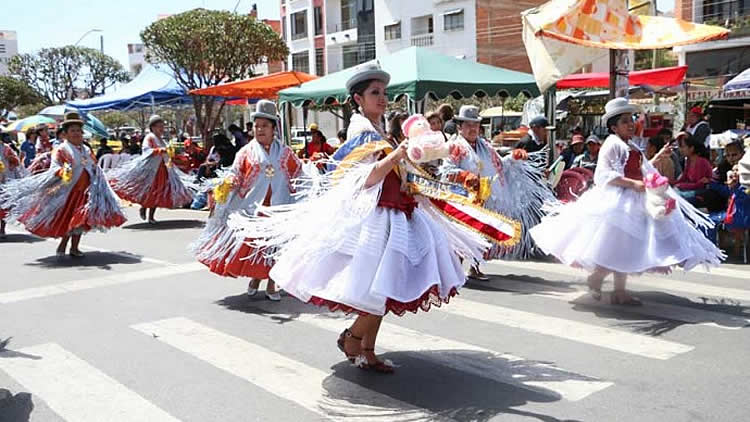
[0,389,34,422]
[322,353,582,422]
[25,251,143,270]
[123,220,204,231]
[0,234,45,244]
[215,293,330,325]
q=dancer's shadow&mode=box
[322,352,583,422]
[215,292,328,325]
[0,389,34,422]
[25,251,142,270]
[466,273,580,297]
[0,234,45,244]
[123,220,204,231]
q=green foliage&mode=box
[8,46,130,105]
[634,49,678,71]
[15,102,46,118]
[141,8,289,148]
[425,92,530,114]
[0,76,42,112]
[94,111,136,130]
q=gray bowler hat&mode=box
[454,105,482,123]
[345,61,391,92]
[148,114,164,128]
[251,99,279,122]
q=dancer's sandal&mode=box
[355,348,394,374]
[586,278,603,301]
[611,290,642,306]
[336,329,361,363]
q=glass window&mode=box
[291,11,307,40]
[343,45,359,69]
[314,7,323,36]
[384,22,401,40]
[341,0,357,30]
[444,10,464,31]
[292,51,310,74]
[315,48,325,76]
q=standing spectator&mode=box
[685,106,712,149]
[336,128,347,145]
[515,116,548,153]
[674,134,712,203]
[243,121,254,142]
[19,128,37,167]
[95,138,113,160]
[52,127,66,147]
[228,123,247,148]
[645,137,675,182]
[386,111,408,145]
[299,123,335,162]
[741,143,750,190]
[425,111,443,133]
[657,128,682,179]
[438,103,457,136]
[573,135,602,171]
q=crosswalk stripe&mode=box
[487,278,750,330]
[440,298,694,360]
[685,265,750,281]
[0,343,180,422]
[266,312,614,402]
[131,317,442,422]
[0,263,205,304]
[490,260,750,303]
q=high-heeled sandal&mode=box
[586,277,603,301]
[356,348,394,374]
[336,329,361,363]
[611,290,642,306]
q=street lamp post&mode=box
[74,29,103,47]
[67,29,103,100]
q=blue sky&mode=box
[0,0,280,68]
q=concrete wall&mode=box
[374,0,477,61]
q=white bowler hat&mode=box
[148,114,164,128]
[251,99,279,122]
[602,97,640,124]
[454,105,482,123]
[345,61,391,92]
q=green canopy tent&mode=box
[279,47,540,108]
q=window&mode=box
[315,48,325,76]
[0,44,6,54]
[361,0,373,11]
[343,45,359,69]
[384,22,401,40]
[292,51,309,74]
[444,9,464,31]
[291,11,307,40]
[341,0,357,31]
[314,7,323,36]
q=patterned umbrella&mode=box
[4,115,56,133]
[39,105,109,138]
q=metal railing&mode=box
[410,33,434,47]
[326,18,358,34]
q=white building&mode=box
[374,0,476,61]
[0,30,19,76]
[127,43,146,76]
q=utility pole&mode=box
[100,35,104,54]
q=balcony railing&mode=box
[326,18,358,34]
[410,33,434,47]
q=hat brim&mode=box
[251,112,279,122]
[454,116,482,123]
[346,69,391,92]
[62,119,85,127]
[149,118,164,127]
[602,104,639,125]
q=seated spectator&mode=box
[700,140,745,212]
[562,134,586,169]
[515,116,548,153]
[197,133,236,181]
[95,138,114,160]
[184,139,207,173]
[572,135,601,171]
[228,123,247,148]
[674,134,712,203]
[425,111,443,133]
[337,128,347,145]
[298,123,334,161]
[646,136,675,182]
[438,103,457,136]
[721,163,750,257]
[657,128,682,179]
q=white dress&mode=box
[228,114,493,316]
[530,134,723,274]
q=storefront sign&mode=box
[688,89,750,102]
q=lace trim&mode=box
[308,285,458,317]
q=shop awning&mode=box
[190,71,318,99]
[557,65,687,89]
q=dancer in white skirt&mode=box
[530,98,724,305]
[228,63,516,373]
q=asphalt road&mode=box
[1,206,749,422]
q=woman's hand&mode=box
[698,177,711,185]
[650,142,673,164]
[391,140,408,162]
[631,180,646,192]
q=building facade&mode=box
[0,30,18,76]
[127,43,146,76]
[373,0,543,73]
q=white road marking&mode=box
[132,317,442,422]
[486,278,750,330]
[275,313,613,402]
[0,343,180,422]
[0,263,205,304]
[440,298,694,360]
[491,260,750,303]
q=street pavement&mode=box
[1,206,749,422]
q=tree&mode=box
[15,103,46,118]
[94,111,135,130]
[8,46,129,105]
[141,8,289,148]
[0,76,42,113]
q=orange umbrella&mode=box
[190,71,318,99]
